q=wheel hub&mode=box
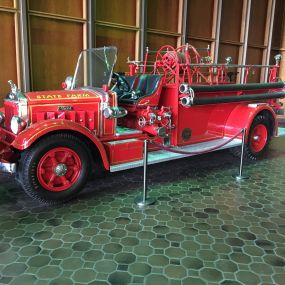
[54,163,68,176]
[253,135,259,141]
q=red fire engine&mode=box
[0,44,284,203]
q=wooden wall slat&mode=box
[96,0,137,27]
[246,47,264,82]
[271,0,285,48]
[187,0,214,38]
[30,16,83,91]
[96,26,137,72]
[218,44,240,63]
[248,0,268,46]
[187,38,211,49]
[146,33,178,50]
[0,0,14,8]
[0,11,17,103]
[220,0,243,42]
[147,0,180,32]
[28,0,84,18]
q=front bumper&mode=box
[0,162,16,174]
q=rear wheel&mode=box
[231,115,271,160]
[18,133,91,204]
[246,115,271,160]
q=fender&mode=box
[224,103,277,140]
[12,119,110,170]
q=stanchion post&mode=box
[134,140,156,207]
[235,128,249,181]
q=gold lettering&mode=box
[35,93,90,100]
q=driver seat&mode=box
[120,74,164,107]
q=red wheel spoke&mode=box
[50,157,58,166]
[59,176,70,186]
[70,165,79,172]
[60,152,69,163]
[48,174,56,186]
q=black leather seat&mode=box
[119,74,163,105]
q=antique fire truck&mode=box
[0,44,284,203]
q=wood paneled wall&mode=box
[28,0,86,91]
[95,0,139,71]
[0,1,19,102]
[0,0,285,103]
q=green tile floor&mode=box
[0,136,285,285]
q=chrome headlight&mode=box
[11,116,27,134]
[62,76,73,90]
[0,112,5,125]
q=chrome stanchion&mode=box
[134,140,156,207]
[235,128,249,181]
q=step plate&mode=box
[110,137,242,172]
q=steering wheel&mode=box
[112,72,130,94]
[119,90,142,101]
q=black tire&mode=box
[230,115,271,160]
[18,133,91,204]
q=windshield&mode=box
[72,46,117,89]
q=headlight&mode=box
[11,116,27,134]
[0,112,5,125]
[62,76,73,90]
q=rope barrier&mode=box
[150,129,244,156]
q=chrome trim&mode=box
[0,162,17,174]
[240,0,252,83]
[103,106,128,119]
[5,80,29,124]
[18,98,28,122]
[139,0,147,62]
[88,0,95,49]
[19,0,31,92]
[79,87,109,137]
[54,163,68,176]
[181,0,188,45]
[0,112,5,124]
[274,54,282,65]
[110,137,242,172]
[264,0,276,82]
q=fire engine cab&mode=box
[0,44,284,203]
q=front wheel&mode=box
[18,133,91,204]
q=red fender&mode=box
[224,104,278,140]
[12,119,110,170]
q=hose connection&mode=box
[179,84,195,107]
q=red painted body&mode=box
[0,44,283,201]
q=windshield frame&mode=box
[71,46,117,90]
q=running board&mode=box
[110,137,242,172]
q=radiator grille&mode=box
[33,111,97,130]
